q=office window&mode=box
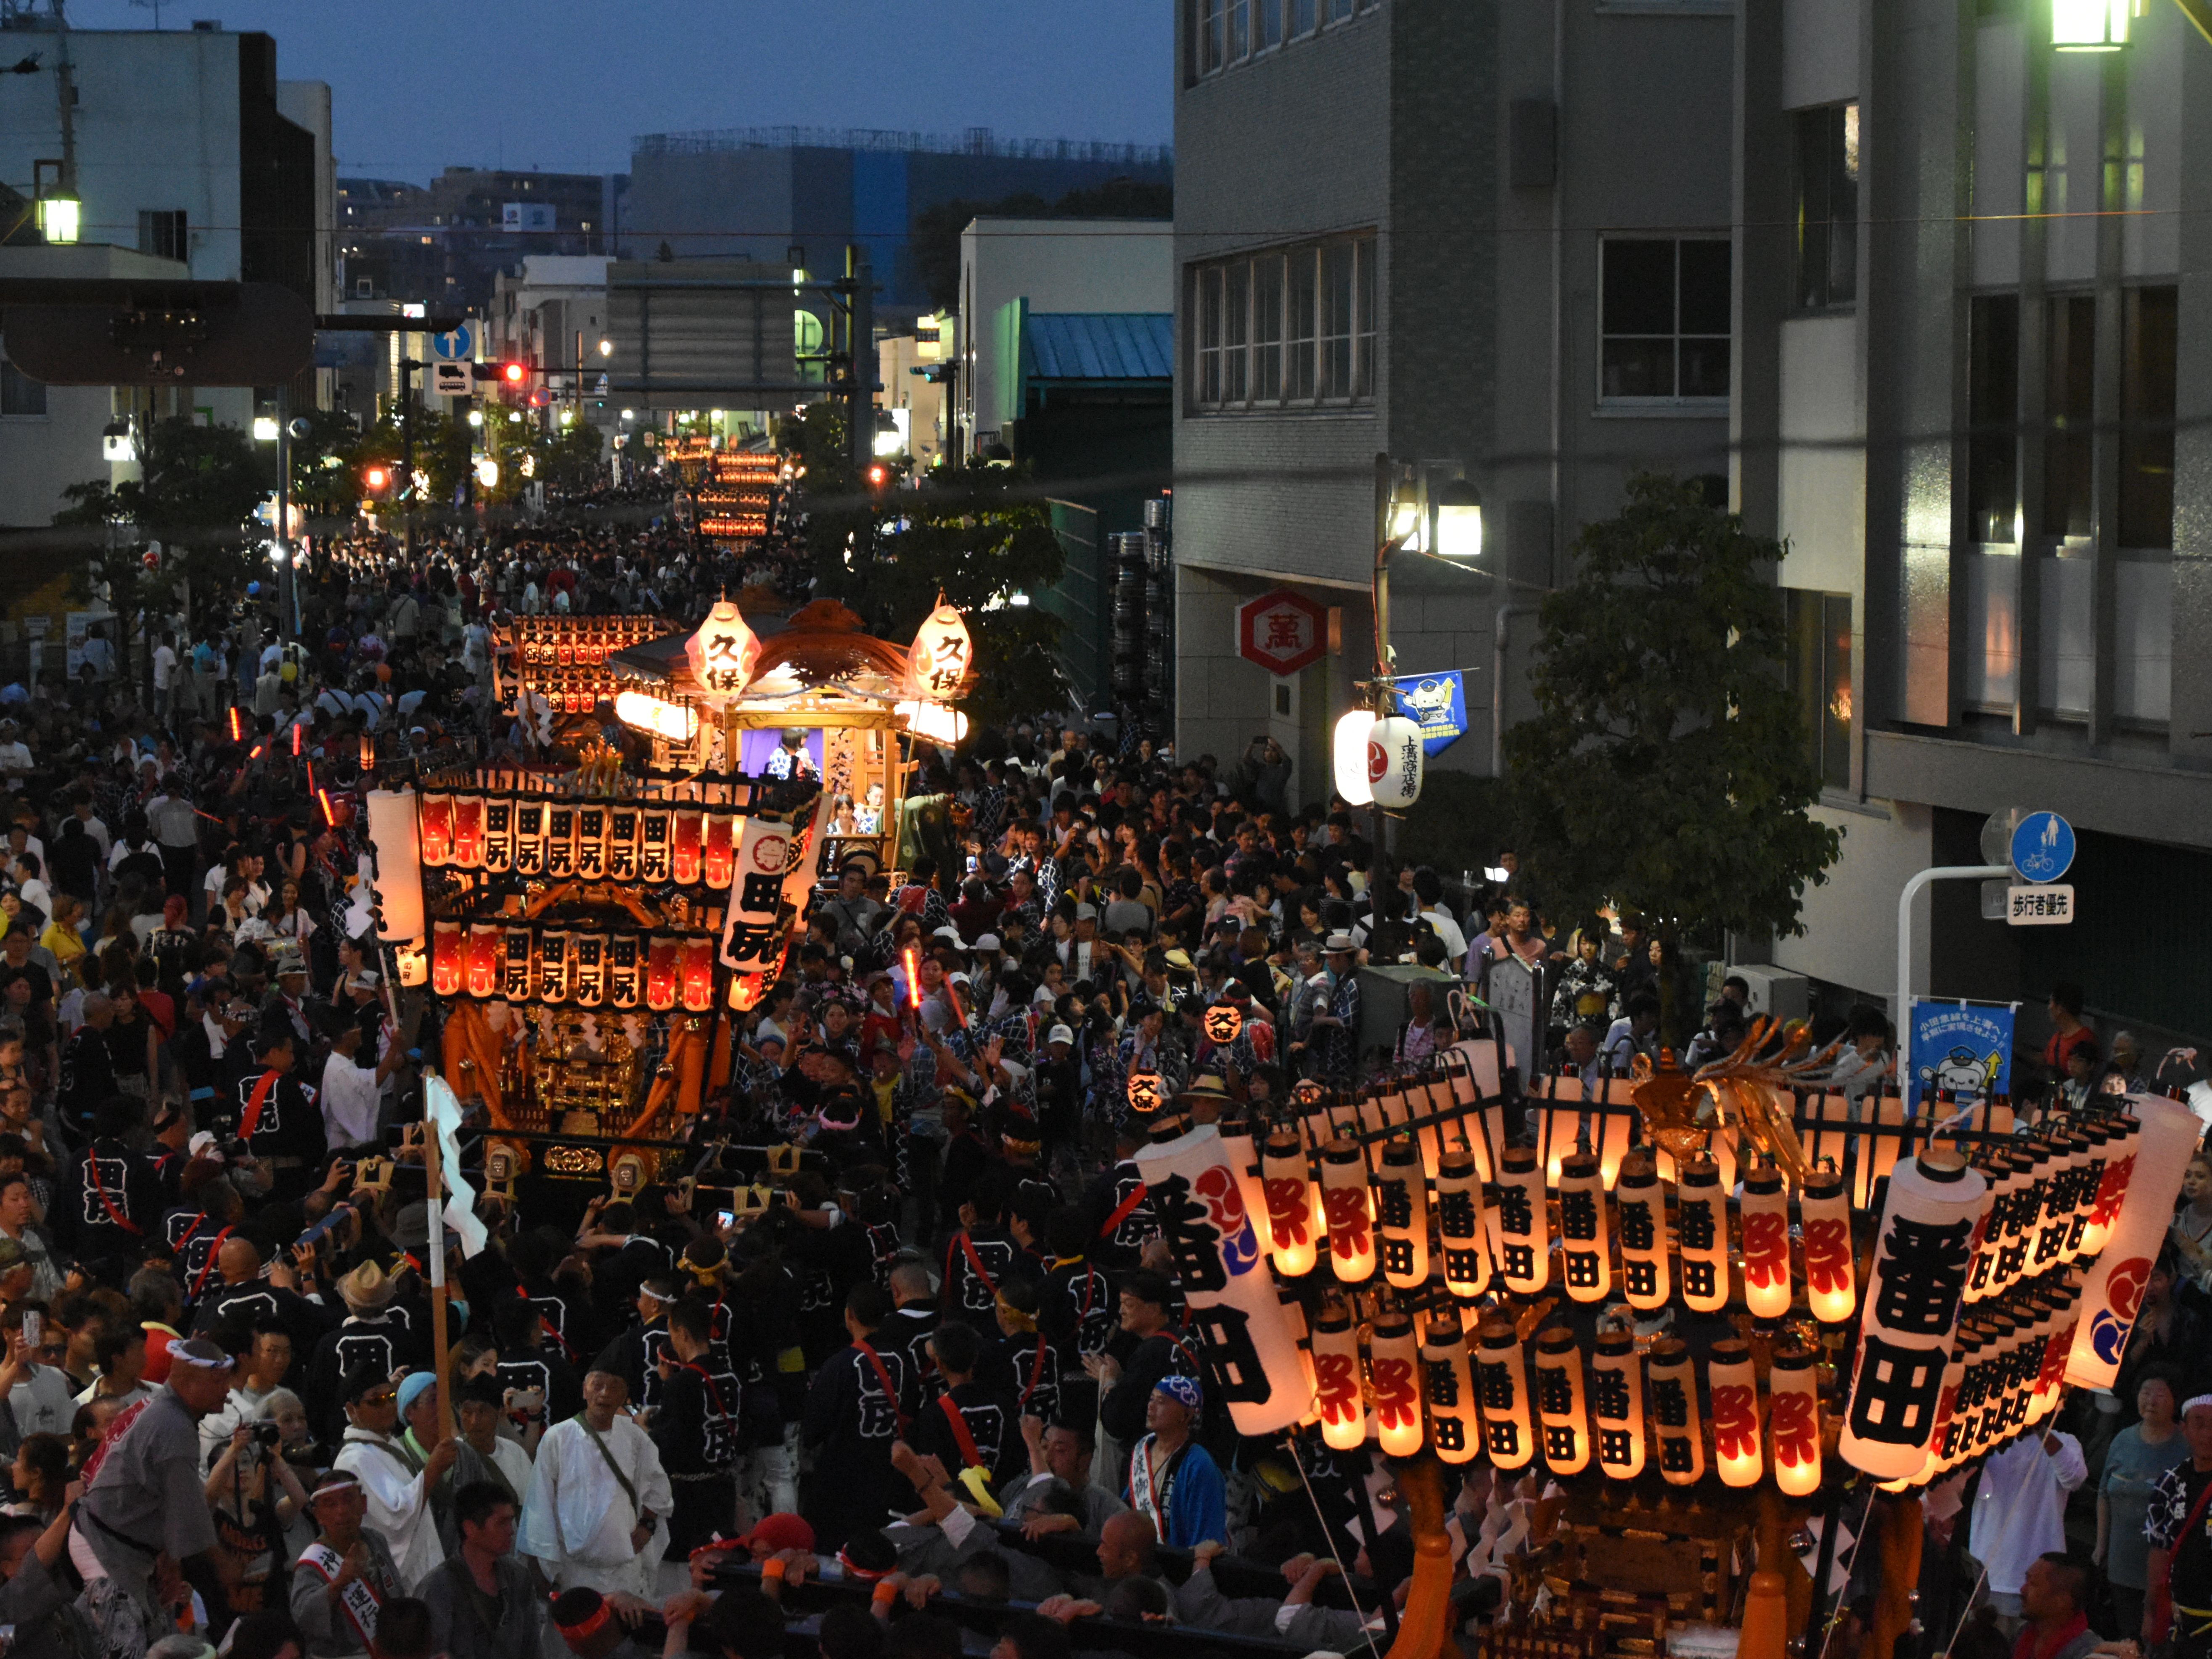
[1966,293,2019,543]
[1291,0,1317,30]
[1355,240,1376,397]
[1257,0,1283,47]
[1793,103,1858,312]
[1191,237,1376,409]
[138,209,188,264]
[1329,0,1354,18]
[1196,266,1223,404]
[1,356,45,417]
[1198,0,1225,73]
[1786,590,1853,792]
[2044,295,2096,539]
[1288,248,1317,398]
[1320,241,1355,397]
[2119,285,2176,548]
[1254,256,1283,399]
[1231,0,1252,58]
[1224,260,1249,403]
[1599,238,1731,403]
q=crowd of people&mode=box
[0,478,2196,1659]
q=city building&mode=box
[339,165,618,312]
[0,15,334,526]
[877,313,956,470]
[1170,0,1735,806]
[490,254,614,429]
[622,126,1172,318]
[1731,0,2212,1052]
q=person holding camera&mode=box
[207,1408,309,1614]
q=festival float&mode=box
[1132,1024,2199,1659]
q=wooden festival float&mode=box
[1129,1024,2201,1659]
[361,594,975,1198]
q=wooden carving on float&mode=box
[1629,1015,1841,1185]
[748,599,917,689]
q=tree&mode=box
[788,403,1069,727]
[1500,474,1842,1041]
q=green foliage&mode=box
[910,177,1174,313]
[1394,770,1516,882]
[55,416,271,548]
[1501,473,1841,953]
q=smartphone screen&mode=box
[21,1313,38,1348]
[716,1210,735,1228]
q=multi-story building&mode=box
[1733,0,2212,1053]
[489,254,613,428]
[339,166,617,312]
[1171,0,1736,807]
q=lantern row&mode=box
[429,919,719,1012]
[502,616,668,669]
[421,789,756,888]
[1315,1306,1828,1497]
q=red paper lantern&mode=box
[646,935,680,1012]
[680,935,715,1012]
[452,795,484,868]
[704,814,738,888]
[431,920,463,996]
[672,809,704,885]
[419,794,453,866]
[466,923,500,999]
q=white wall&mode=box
[1775,314,1865,595]
[1771,800,1934,1008]
[276,79,337,311]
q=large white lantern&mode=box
[908,600,973,700]
[1368,714,1424,808]
[1333,709,1376,806]
[686,599,761,698]
[363,789,425,946]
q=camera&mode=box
[252,1422,282,1448]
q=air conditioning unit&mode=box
[1729,965,1810,1025]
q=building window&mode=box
[1786,590,1853,792]
[1,357,46,417]
[1329,0,1354,18]
[1792,103,1858,312]
[1228,0,1250,59]
[2044,294,2096,540]
[1291,0,1317,29]
[138,209,188,264]
[1191,236,1378,410]
[1257,0,1283,47]
[2119,285,2176,549]
[1966,293,2019,543]
[1198,0,1225,74]
[1598,237,1730,404]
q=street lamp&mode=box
[1432,477,1484,562]
[2052,0,2131,47]
[252,416,280,442]
[36,191,79,244]
[101,421,133,462]
[597,338,613,357]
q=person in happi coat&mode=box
[289,1470,405,1659]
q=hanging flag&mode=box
[1389,670,1468,756]
[1907,1001,2015,1112]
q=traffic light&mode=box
[503,361,526,386]
[362,463,390,495]
[866,463,889,491]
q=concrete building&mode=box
[1172,0,1735,808]
[0,16,333,526]
[877,313,955,470]
[622,126,1172,316]
[490,254,614,428]
[339,166,617,312]
[1732,1,2212,1054]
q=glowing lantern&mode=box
[2030,1277,2077,1422]
[572,933,609,1007]
[1708,1338,1762,1489]
[431,920,463,996]
[1127,1070,1166,1116]
[1473,1319,1533,1470]
[482,791,514,874]
[1769,1345,1824,1496]
[1555,1150,1611,1304]
[686,600,762,698]
[1491,1145,1550,1295]
[1532,1327,1590,1477]
[607,934,642,1009]
[1201,1001,1243,1046]
[1319,1139,1376,1284]
[1674,1156,1730,1314]
[502,927,534,1001]
[1592,1330,1646,1479]
[1434,1149,1491,1300]
[466,923,500,999]
[896,701,969,745]
[1614,1153,1671,1311]
[1332,710,1376,807]
[363,790,425,946]
[1312,1300,1367,1451]
[679,935,715,1012]
[1216,1115,1272,1247]
[1840,1150,1987,1480]
[513,795,547,876]
[672,809,704,885]
[1366,714,1424,809]
[646,935,680,1012]
[2068,1098,2193,1390]
[545,803,576,877]
[606,807,639,881]
[638,805,673,882]
[2076,1112,2141,1260]
[704,813,738,888]
[452,793,484,868]
[1932,1325,1986,1474]
[1260,1132,1319,1277]
[1739,1163,1793,1320]
[1376,1141,1430,1291]
[1369,1311,1424,1458]
[538,930,571,1002]
[1647,1338,1706,1486]
[2062,1118,2113,1262]
[908,600,974,700]
[1800,1168,1857,1324]
[1421,1310,1480,1465]
[614,690,701,745]
[420,793,453,865]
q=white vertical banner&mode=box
[2066,1098,2201,1388]
[718,816,790,974]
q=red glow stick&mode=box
[902,947,921,1011]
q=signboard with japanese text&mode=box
[2007,885,2074,925]
[1235,589,1328,676]
[1389,670,1468,756]
[1906,1001,2015,1110]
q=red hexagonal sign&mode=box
[1236,589,1328,676]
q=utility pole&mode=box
[398,355,418,562]
[844,245,875,481]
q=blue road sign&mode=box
[2010,811,2076,884]
[431,325,473,362]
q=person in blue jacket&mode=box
[1123,1374,1225,1549]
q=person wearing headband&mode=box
[609,1274,680,1417]
[1124,1374,1226,1551]
[288,1471,404,1659]
[2144,1393,2212,1652]
[546,1589,646,1659]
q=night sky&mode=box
[61,0,1175,182]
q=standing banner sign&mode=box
[1906,1001,2016,1112]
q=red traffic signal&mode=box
[363,464,390,492]
[503,362,526,385]
[866,463,889,489]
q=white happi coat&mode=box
[519,1414,672,1600]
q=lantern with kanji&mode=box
[1126,1070,1165,1116]
[1769,1345,1824,1496]
[431,920,464,996]
[1367,713,1425,809]
[1375,1141,1429,1291]
[1319,1138,1376,1283]
[1492,1145,1549,1295]
[572,933,608,1007]
[1533,1327,1590,1477]
[607,934,642,1010]
[686,599,762,698]
[638,803,672,882]
[1647,1337,1707,1486]
[1474,1318,1533,1470]
[1591,1329,1647,1479]
[538,930,571,1002]
[501,926,534,1002]
[1369,1311,1424,1458]
[420,792,454,865]
[1312,1299,1367,1451]
[482,790,514,874]
[466,922,500,999]
[646,935,680,1012]
[1708,1338,1762,1489]
[1801,1166,1857,1323]
[1614,1153,1671,1311]
[680,935,716,1012]
[907,599,973,701]
[1740,1162,1793,1320]
[513,795,546,876]
[545,803,576,877]
[1201,1000,1243,1046]
[1260,1131,1319,1277]
[452,793,484,868]
[672,808,704,885]
[1421,1310,1480,1465]
[1675,1155,1730,1314]
[2068,1097,2197,1389]
[1555,1150,1611,1304]
[1434,1149,1491,1300]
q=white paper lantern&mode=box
[1769,1346,1823,1497]
[1675,1156,1730,1314]
[1800,1168,1856,1324]
[1707,1339,1762,1489]
[1312,1299,1367,1451]
[1556,1150,1611,1304]
[1259,1133,1319,1278]
[1319,1138,1377,1283]
[1369,1312,1425,1458]
[1434,1149,1492,1300]
[1133,1124,1313,1436]
[1491,1145,1550,1295]
[908,600,974,701]
[1592,1329,1646,1480]
[1532,1327,1591,1477]
[2066,1098,2200,1389]
[1376,1141,1430,1291]
[2077,1112,2143,1260]
[1473,1318,1533,1470]
[1421,1310,1481,1465]
[686,599,762,699]
[363,789,425,945]
[1647,1337,1707,1486]
[1839,1150,1987,1480]
[1614,1153,1671,1312]
[1367,714,1424,809]
[1740,1164,1793,1320]
[1333,710,1376,807]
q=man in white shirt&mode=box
[333,1366,458,1590]
[520,1363,671,1603]
[1962,1425,2086,1629]
[318,1006,405,1154]
[151,633,179,720]
[0,723,29,785]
